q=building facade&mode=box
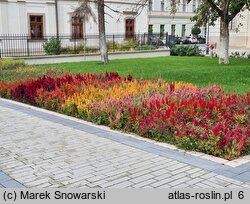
[148,0,250,49]
[148,0,204,37]
[0,0,148,36]
[0,0,249,49]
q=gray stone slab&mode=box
[213,167,238,178]
[0,171,12,183]
[0,171,25,188]
[1,180,25,188]
[229,163,250,174]
[233,172,250,182]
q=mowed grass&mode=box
[37,56,250,93]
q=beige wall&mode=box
[209,10,250,49]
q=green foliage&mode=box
[0,61,66,82]
[123,40,138,49]
[170,45,203,56]
[189,0,250,26]
[191,27,201,36]
[107,40,144,51]
[61,45,99,54]
[48,39,155,55]
[0,59,25,70]
[107,41,120,50]
[176,135,200,151]
[230,51,250,58]
[185,0,250,64]
[43,38,61,55]
[0,59,26,82]
[104,39,141,52]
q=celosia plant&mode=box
[0,72,249,160]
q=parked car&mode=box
[190,37,198,44]
[158,39,166,46]
[197,35,206,44]
[182,36,192,44]
[180,36,199,44]
[149,35,161,45]
[175,37,184,44]
[149,35,166,46]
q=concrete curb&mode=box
[20,49,170,65]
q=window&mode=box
[148,24,153,34]
[171,25,176,36]
[72,16,84,38]
[204,26,207,38]
[125,19,135,39]
[161,0,164,11]
[182,3,186,12]
[160,24,164,37]
[149,0,153,11]
[30,15,44,39]
[181,24,186,37]
[230,19,237,31]
[192,0,196,12]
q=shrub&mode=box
[61,46,99,54]
[191,27,201,36]
[123,40,138,49]
[107,41,121,50]
[230,51,250,58]
[0,59,25,70]
[170,45,203,56]
[61,47,80,54]
[107,40,138,51]
[43,38,61,55]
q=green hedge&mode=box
[170,45,203,56]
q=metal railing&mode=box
[0,33,170,58]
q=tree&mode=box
[97,0,108,64]
[169,1,250,64]
[73,0,108,64]
[73,0,148,64]
[187,0,250,64]
[191,26,201,37]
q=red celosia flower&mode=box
[213,123,222,136]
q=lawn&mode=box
[37,56,250,94]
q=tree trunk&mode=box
[219,17,229,64]
[98,0,108,64]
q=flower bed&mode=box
[0,72,249,160]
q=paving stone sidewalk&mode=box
[0,99,250,188]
